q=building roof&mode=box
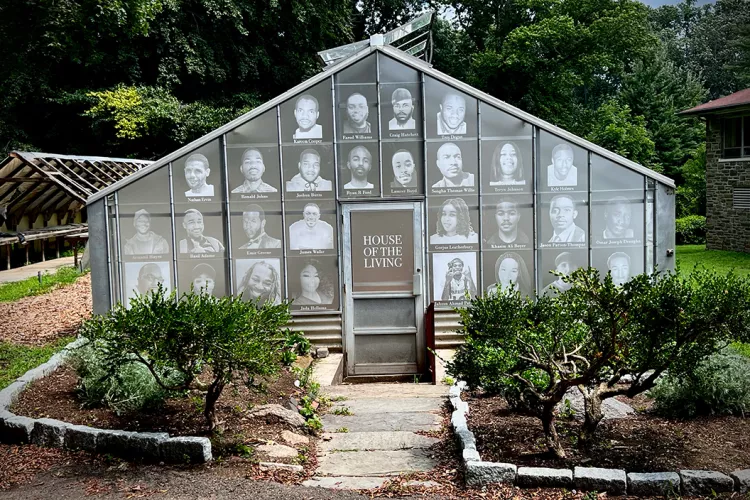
[88,43,675,204]
[679,88,750,116]
[0,151,151,224]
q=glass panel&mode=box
[287,255,339,311]
[226,145,281,202]
[176,258,227,297]
[591,155,643,191]
[336,84,379,141]
[591,192,644,247]
[282,144,335,200]
[226,109,278,145]
[337,142,380,199]
[428,197,479,252]
[482,194,533,250]
[592,248,644,286]
[744,116,750,157]
[336,53,377,84]
[174,203,226,259]
[279,81,334,145]
[118,168,170,205]
[284,200,337,256]
[538,249,588,297]
[480,102,532,139]
[724,117,742,148]
[538,131,589,192]
[378,53,419,83]
[426,140,478,195]
[424,76,478,139]
[351,210,414,293]
[379,83,422,140]
[172,139,223,203]
[481,139,533,194]
[431,251,478,308]
[355,334,416,364]
[656,183,676,272]
[482,250,534,297]
[354,298,415,328]
[646,192,654,273]
[381,142,424,197]
[118,205,172,261]
[122,261,172,308]
[537,193,588,250]
[230,203,283,258]
[234,257,283,304]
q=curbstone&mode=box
[465,461,517,487]
[730,470,750,493]
[462,448,481,463]
[0,381,28,409]
[448,385,461,398]
[679,470,735,496]
[457,381,467,390]
[259,462,304,472]
[450,410,467,429]
[96,429,134,455]
[65,425,103,453]
[517,467,573,488]
[449,396,461,410]
[160,436,212,463]
[0,415,35,444]
[127,432,170,460]
[31,418,71,448]
[627,472,680,496]
[454,426,476,450]
[456,400,469,415]
[574,467,627,495]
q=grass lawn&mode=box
[0,336,74,390]
[676,245,750,278]
[0,266,84,303]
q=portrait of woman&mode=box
[489,142,525,186]
[237,260,282,305]
[430,198,478,245]
[486,252,531,297]
[294,259,334,305]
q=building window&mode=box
[722,116,750,159]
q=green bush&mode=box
[676,215,706,244]
[650,349,750,417]
[69,342,184,415]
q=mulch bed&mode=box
[466,390,750,474]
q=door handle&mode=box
[413,273,422,296]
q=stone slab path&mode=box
[303,383,446,490]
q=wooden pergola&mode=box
[0,151,151,269]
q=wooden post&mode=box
[25,244,29,265]
[55,238,60,259]
[6,244,11,270]
[41,239,46,262]
[73,241,79,268]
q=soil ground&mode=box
[466,390,750,473]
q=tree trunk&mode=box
[579,389,604,448]
[541,403,566,458]
[204,379,226,431]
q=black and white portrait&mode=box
[436,93,467,136]
[178,208,225,255]
[489,142,524,186]
[432,252,477,304]
[389,88,416,131]
[607,251,631,286]
[121,209,170,256]
[236,204,282,251]
[425,78,476,138]
[338,87,378,140]
[592,248,643,287]
[592,194,644,246]
[288,203,334,252]
[343,144,375,191]
[482,198,532,249]
[289,257,337,309]
[539,132,588,192]
[124,261,171,307]
[603,197,634,239]
[547,144,577,188]
[285,148,333,193]
[540,251,579,297]
[391,149,417,188]
[382,142,422,197]
[427,142,477,194]
[429,198,478,248]
[235,258,282,305]
[484,251,533,297]
[543,194,587,245]
[191,263,216,295]
[293,94,323,140]
[230,148,278,195]
[183,153,215,198]
[280,82,332,144]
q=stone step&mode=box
[316,449,437,477]
[331,397,444,414]
[302,476,388,490]
[323,383,447,399]
[319,431,439,452]
[322,411,441,433]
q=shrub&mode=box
[650,349,750,417]
[69,342,184,415]
[79,286,304,430]
[676,215,706,244]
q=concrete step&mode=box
[316,449,437,477]
[322,411,441,433]
[330,397,444,414]
[319,431,439,452]
[302,476,388,490]
[323,383,447,399]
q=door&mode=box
[342,202,425,376]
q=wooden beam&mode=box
[20,158,86,203]
[0,176,52,183]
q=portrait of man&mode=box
[608,252,631,286]
[122,209,169,255]
[389,88,416,130]
[288,203,334,250]
[436,93,467,135]
[293,94,322,140]
[238,204,281,250]
[191,263,216,295]
[342,93,371,135]
[286,149,333,192]
[237,260,282,305]
[440,257,476,301]
[547,144,577,187]
[231,148,277,194]
[183,153,214,197]
[603,197,634,239]
[391,149,417,188]
[484,201,530,247]
[542,252,578,297]
[432,142,474,188]
[178,209,225,254]
[548,195,585,243]
[135,263,166,295]
[343,145,374,190]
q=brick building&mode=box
[681,88,750,253]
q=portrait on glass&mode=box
[236,204,282,251]
[592,248,643,288]
[389,88,416,131]
[484,251,532,297]
[539,133,588,192]
[482,198,532,249]
[391,149,417,188]
[541,251,579,297]
[290,258,336,307]
[124,261,171,307]
[121,209,170,256]
[230,148,278,195]
[427,141,477,194]
[288,202,334,251]
[341,144,376,192]
[429,198,478,247]
[280,82,332,144]
[178,208,225,255]
[292,94,323,140]
[547,144,577,187]
[425,78,477,138]
[382,142,423,196]
[540,194,587,246]
[432,252,477,304]
[183,153,215,198]
[337,86,378,140]
[235,258,282,305]
[191,263,216,295]
[285,147,333,194]
[592,194,644,246]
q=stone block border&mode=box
[0,338,212,464]
[449,382,748,496]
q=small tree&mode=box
[79,286,306,430]
[448,268,750,457]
